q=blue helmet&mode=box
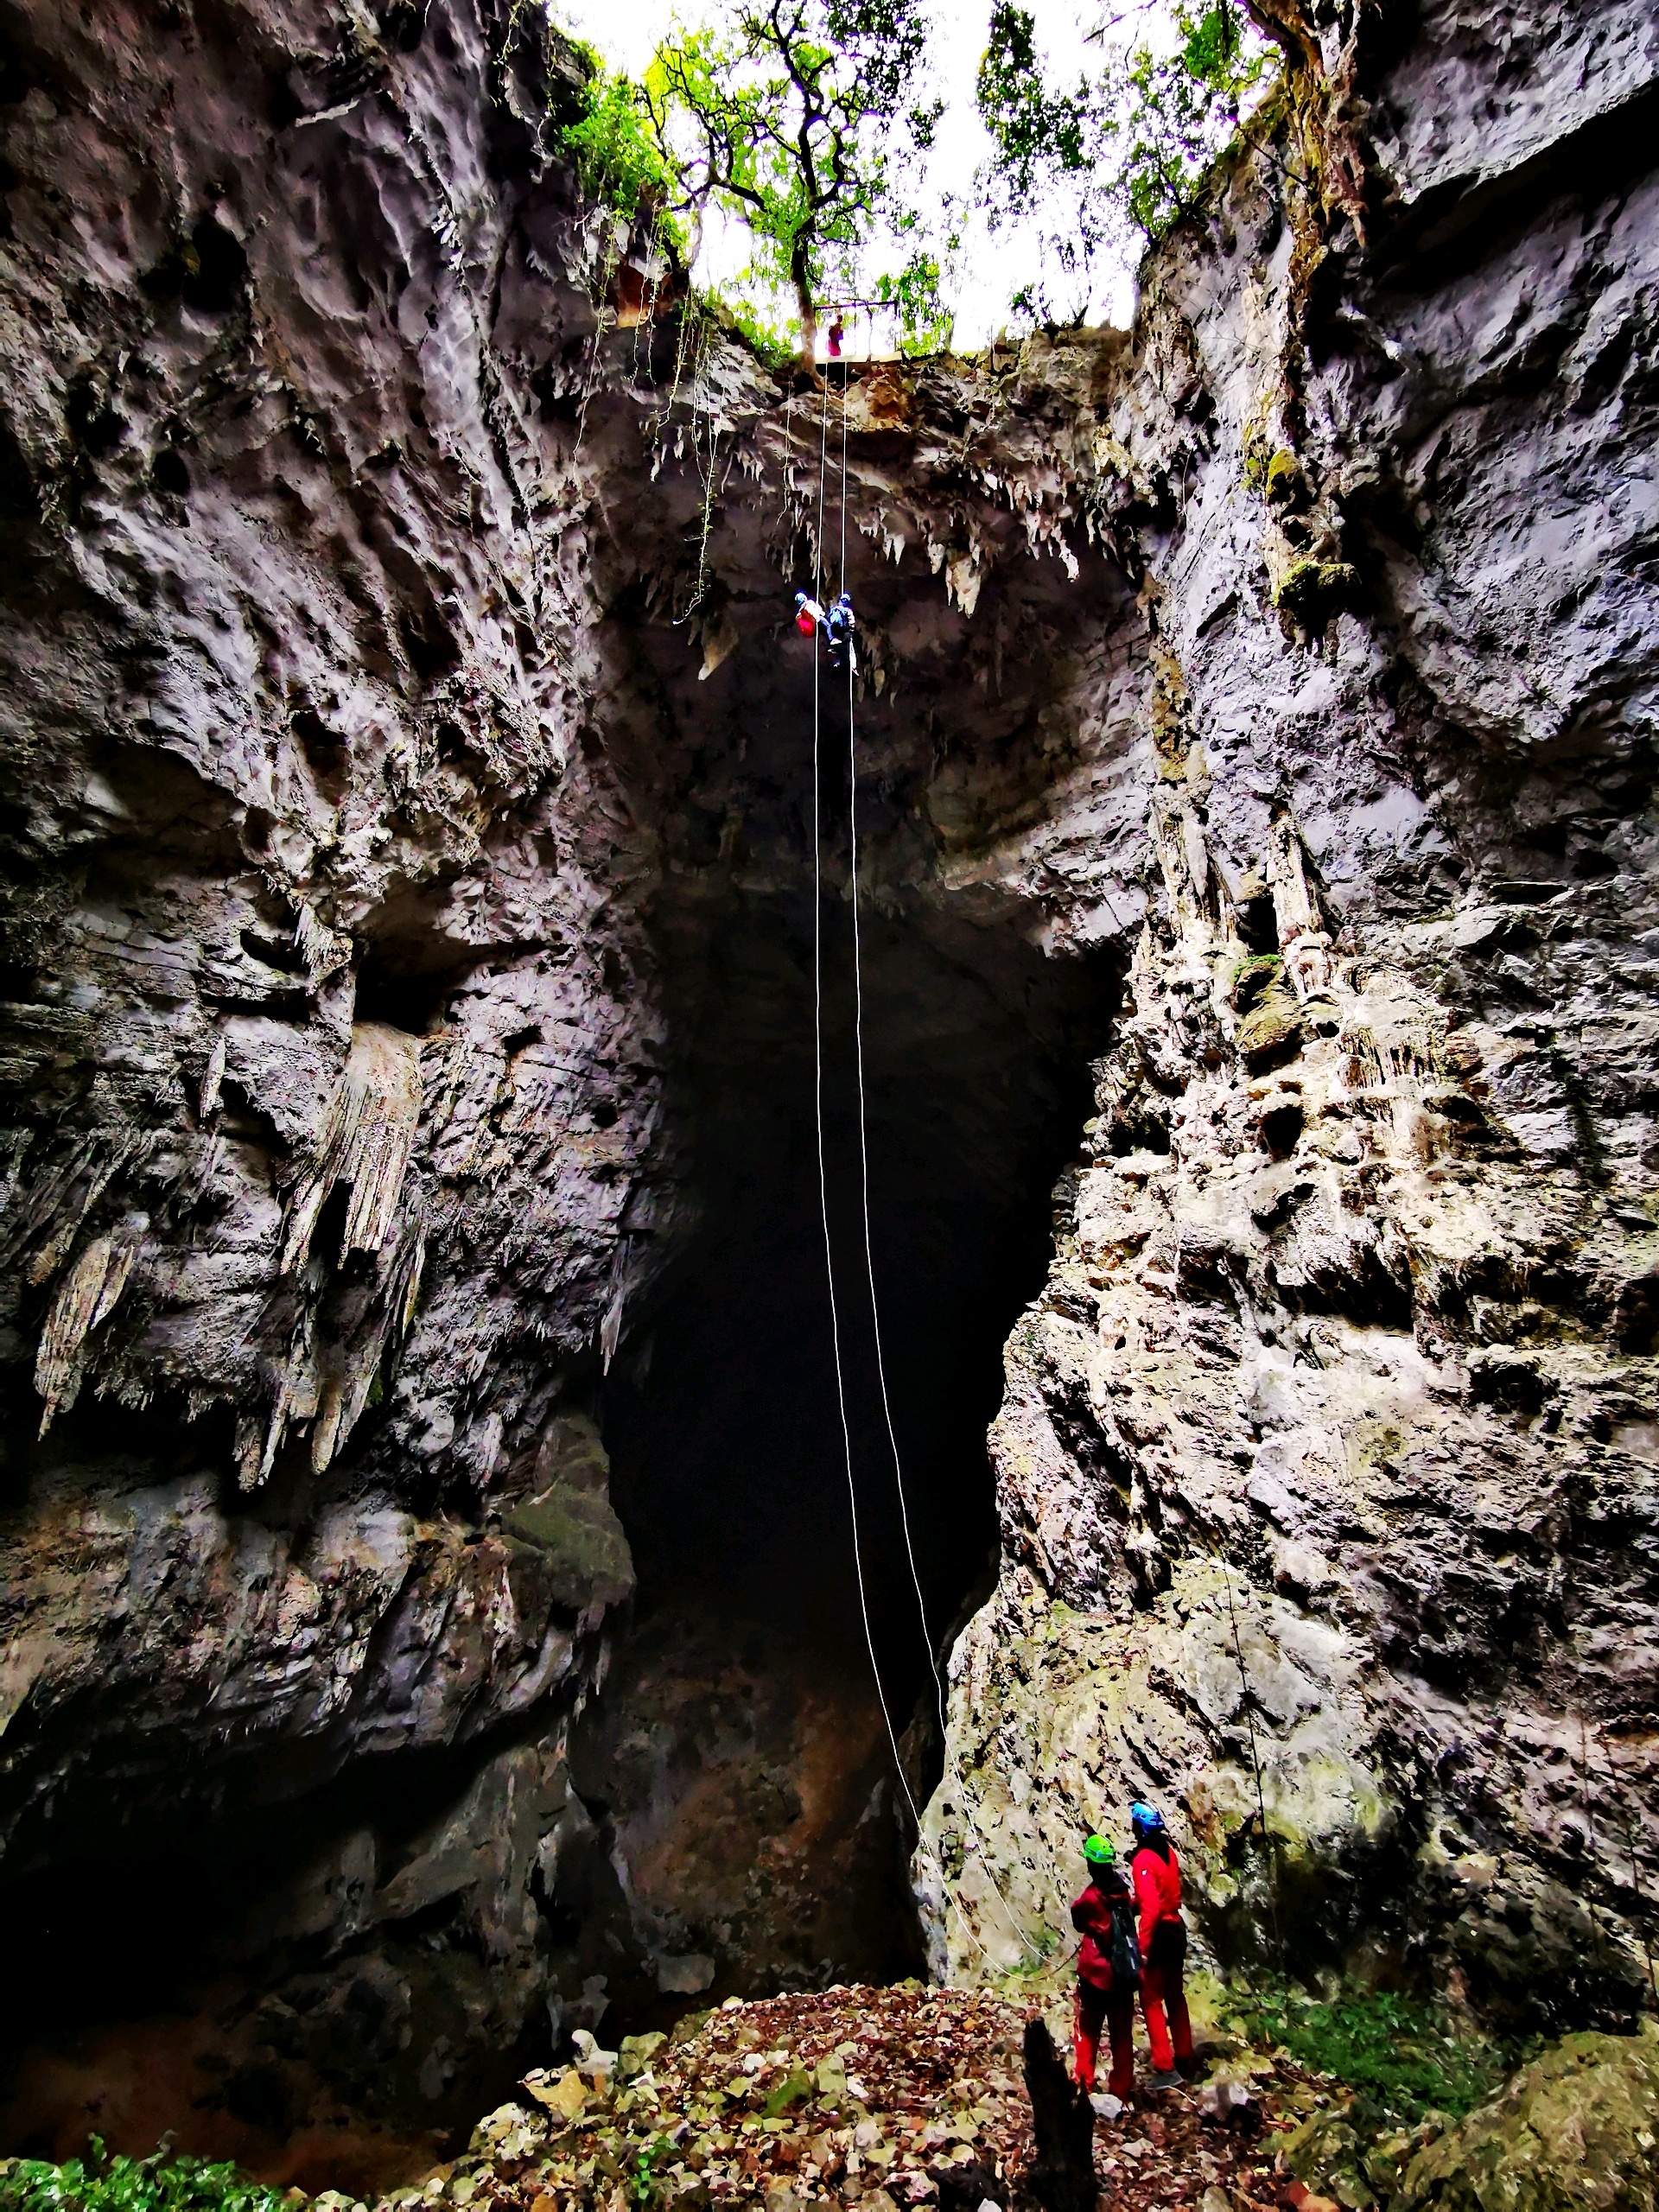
[1130,1801,1164,1836]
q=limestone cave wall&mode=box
[919,0,1659,2037]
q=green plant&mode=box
[641,0,934,364]
[711,289,799,371]
[554,41,683,244]
[1227,1982,1519,2123]
[874,234,954,356]
[997,1923,1064,1988]
[0,2142,290,2212]
[976,0,1272,323]
[627,2134,671,2206]
[1270,555,1357,620]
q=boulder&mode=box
[1395,2027,1659,2212]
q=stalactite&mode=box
[1267,812,1332,996]
[34,1228,138,1433]
[310,1223,427,1474]
[282,1023,425,1277]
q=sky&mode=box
[547,0,1179,347]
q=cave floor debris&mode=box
[372,1984,1328,2212]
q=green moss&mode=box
[1241,395,1279,492]
[1278,2023,1659,2212]
[0,2144,290,2212]
[995,1923,1065,1994]
[1273,556,1359,621]
[1264,447,1305,507]
[1395,2026,1659,2211]
[1230,951,1285,1014]
[506,1484,633,1608]
[1236,989,1306,1071]
[1281,2103,1433,2212]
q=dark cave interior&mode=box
[604,868,1114,1700]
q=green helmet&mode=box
[1083,1834,1116,1866]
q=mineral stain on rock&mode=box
[0,0,1654,2193]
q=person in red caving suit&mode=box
[1069,1833,1139,2099]
[1129,1800,1196,2088]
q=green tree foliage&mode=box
[976,0,1270,322]
[874,222,956,357]
[642,0,936,364]
[554,41,681,231]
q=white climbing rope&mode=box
[832,362,1046,1970]
[812,364,927,1852]
[804,370,1020,1981]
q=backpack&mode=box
[1106,1896,1142,1989]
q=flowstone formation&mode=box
[0,0,1655,2176]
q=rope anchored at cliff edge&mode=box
[798,359,1043,1970]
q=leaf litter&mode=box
[353,1984,1331,2212]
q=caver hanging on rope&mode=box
[794,588,858,671]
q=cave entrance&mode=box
[583,791,1117,2017]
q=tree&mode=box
[644,0,936,366]
[976,0,1269,324]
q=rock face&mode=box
[0,0,1655,2166]
[0,0,678,2152]
[919,0,1659,2030]
[1286,2024,1659,2212]
[1394,2024,1659,2212]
